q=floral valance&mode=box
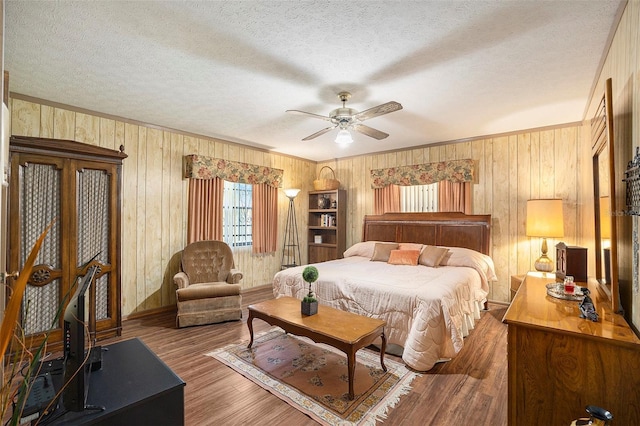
[185,155,284,188]
[370,159,475,189]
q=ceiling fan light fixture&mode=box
[335,129,353,145]
[288,91,402,142]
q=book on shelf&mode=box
[321,214,336,227]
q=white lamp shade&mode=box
[284,188,301,199]
[526,199,564,238]
[335,129,353,144]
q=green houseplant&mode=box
[301,266,319,316]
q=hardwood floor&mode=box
[104,286,508,425]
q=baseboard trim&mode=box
[124,305,176,321]
[241,284,273,294]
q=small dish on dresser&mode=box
[545,283,585,301]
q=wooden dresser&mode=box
[503,272,640,425]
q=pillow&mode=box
[445,246,498,282]
[388,249,420,265]
[398,242,423,252]
[344,241,379,258]
[439,250,453,266]
[370,242,399,262]
[418,245,449,267]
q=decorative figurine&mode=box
[579,288,599,322]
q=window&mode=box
[222,181,252,247]
[400,183,438,212]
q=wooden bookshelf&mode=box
[307,189,346,263]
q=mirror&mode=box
[592,78,619,313]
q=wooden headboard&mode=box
[362,212,492,255]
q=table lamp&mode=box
[526,199,564,272]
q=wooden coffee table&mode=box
[247,296,387,400]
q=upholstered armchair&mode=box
[173,240,243,328]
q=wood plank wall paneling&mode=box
[582,0,639,332]
[136,126,148,311]
[8,98,316,316]
[317,124,585,303]
[122,123,139,315]
[54,108,75,139]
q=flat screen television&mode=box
[62,264,99,412]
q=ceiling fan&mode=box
[287,92,403,143]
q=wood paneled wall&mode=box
[9,97,316,316]
[584,1,640,331]
[318,125,587,302]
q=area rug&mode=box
[207,328,420,425]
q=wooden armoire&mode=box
[8,136,126,349]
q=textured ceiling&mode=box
[4,1,624,162]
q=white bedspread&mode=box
[272,246,495,371]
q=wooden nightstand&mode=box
[510,274,526,301]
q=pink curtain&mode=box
[438,181,472,214]
[252,183,278,254]
[374,184,401,214]
[187,177,224,244]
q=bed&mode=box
[272,212,497,371]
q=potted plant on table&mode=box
[301,266,319,316]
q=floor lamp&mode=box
[281,188,302,269]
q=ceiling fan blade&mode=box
[286,110,332,122]
[354,101,403,121]
[302,125,338,141]
[352,124,389,140]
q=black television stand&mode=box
[51,338,185,425]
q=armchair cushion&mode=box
[176,282,241,301]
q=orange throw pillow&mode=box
[398,242,423,252]
[387,249,421,266]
